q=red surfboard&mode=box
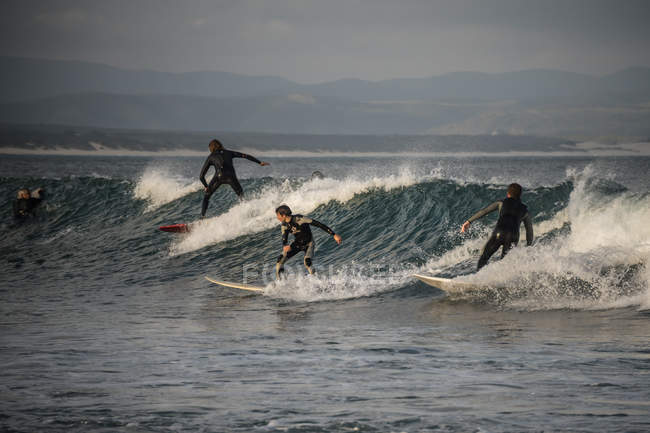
[159,223,190,233]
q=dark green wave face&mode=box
[1,155,647,309]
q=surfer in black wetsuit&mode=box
[199,139,269,217]
[13,188,45,220]
[310,171,325,180]
[461,183,533,270]
[275,204,342,279]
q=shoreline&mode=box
[0,141,648,157]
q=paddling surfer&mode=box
[13,188,45,220]
[460,183,533,270]
[275,205,342,279]
[199,139,269,217]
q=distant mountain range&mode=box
[3,56,650,102]
[1,56,649,139]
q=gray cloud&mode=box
[1,0,649,83]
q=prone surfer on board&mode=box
[199,139,270,217]
[275,205,342,279]
[461,183,533,270]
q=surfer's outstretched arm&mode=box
[304,217,342,245]
[461,201,501,232]
[467,201,501,223]
[232,151,270,166]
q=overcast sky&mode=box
[2,0,650,83]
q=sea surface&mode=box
[1,152,649,432]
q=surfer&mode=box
[275,204,342,279]
[460,183,533,270]
[199,139,269,217]
[13,188,45,219]
[310,171,325,180]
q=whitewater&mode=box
[1,153,649,432]
[130,157,650,311]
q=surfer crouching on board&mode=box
[275,205,342,279]
[461,183,533,270]
[199,139,270,217]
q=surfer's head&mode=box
[209,139,224,152]
[275,204,292,222]
[16,188,30,199]
[507,183,522,199]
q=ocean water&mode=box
[1,153,649,432]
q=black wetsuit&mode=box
[199,149,262,216]
[276,215,336,278]
[467,197,533,270]
[13,192,44,220]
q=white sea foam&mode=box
[423,205,571,274]
[424,165,650,310]
[133,166,202,211]
[170,169,419,256]
[262,267,410,302]
[165,163,648,308]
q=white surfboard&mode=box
[412,274,482,293]
[204,276,265,292]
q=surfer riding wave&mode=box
[199,139,269,217]
[275,205,342,279]
[461,183,534,270]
